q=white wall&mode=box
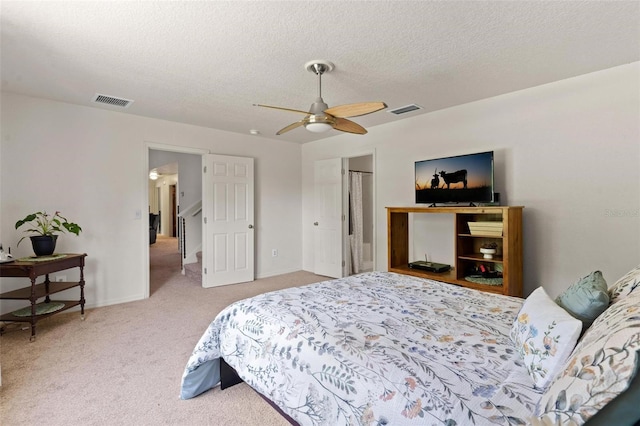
[302,63,640,298]
[0,93,303,313]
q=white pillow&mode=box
[510,287,582,390]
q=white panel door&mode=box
[203,154,254,287]
[313,158,344,278]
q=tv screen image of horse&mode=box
[415,151,494,205]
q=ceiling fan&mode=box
[255,60,387,135]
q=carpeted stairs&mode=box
[184,250,202,283]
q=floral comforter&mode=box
[181,272,541,425]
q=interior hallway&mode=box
[149,235,183,295]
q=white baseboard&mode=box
[255,267,301,280]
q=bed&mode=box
[180,269,640,425]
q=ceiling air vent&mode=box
[92,93,134,108]
[388,104,422,115]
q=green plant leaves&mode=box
[14,211,82,245]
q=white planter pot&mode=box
[480,247,496,259]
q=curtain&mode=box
[349,171,364,274]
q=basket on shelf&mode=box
[468,221,503,236]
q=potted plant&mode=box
[15,211,82,256]
[479,241,498,259]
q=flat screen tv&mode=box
[415,151,494,205]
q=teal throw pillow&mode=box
[555,270,609,328]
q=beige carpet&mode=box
[0,236,328,425]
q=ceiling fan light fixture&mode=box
[305,122,333,133]
[304,114,335,133]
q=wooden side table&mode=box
[0,253,87,341]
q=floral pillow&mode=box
[510,287,582,390]
[534,290,640,425]
[608,264,640,304]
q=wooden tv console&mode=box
[387,206,523,297]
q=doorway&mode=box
[312,153,375,279]
[145,144,207,298]
[346,154,374,275]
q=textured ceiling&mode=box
[1,1,639,144]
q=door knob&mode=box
[313,222,318,226]
[248,224,254,229]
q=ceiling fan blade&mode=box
[276,120,306,135]
[254,104,311,115]
[333,117,367,135]
[324,101,387,118]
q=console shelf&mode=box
[387,206,523,297]
[0,253,87,341]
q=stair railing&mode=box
[177,200,203,271]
